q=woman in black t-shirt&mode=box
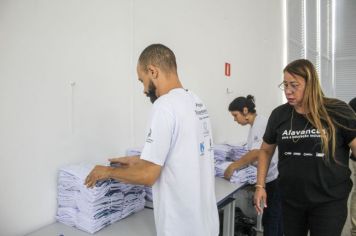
[253,59,356,236]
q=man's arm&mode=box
[85,158,161,188]
[224,149,259,180]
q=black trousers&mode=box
[262,179,283,236]
[282,197,348,236]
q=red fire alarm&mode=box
[225,63,231,77]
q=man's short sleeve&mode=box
[140,102,174,166]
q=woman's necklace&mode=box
[290,108,309,143]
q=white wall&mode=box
[132,0,284,145]
[0,0,283,235]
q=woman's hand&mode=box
[224,163,236,180]
[254,187,267,215]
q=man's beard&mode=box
[145,81,158,104]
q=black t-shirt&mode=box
[263,102,356,206]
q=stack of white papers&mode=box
[215,161,257,184]
[213,144,234,162]
[228,145,249,161]
[56,163,145,234]
[214,143,249,162]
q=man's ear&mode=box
[147,65,159,79]
[242,107,248,115]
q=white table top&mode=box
[215,177,244,205]
[26,177,243,236]
[26,208,156,236]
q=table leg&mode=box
[223,200,235,236]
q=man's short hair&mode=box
[138,44,177,74]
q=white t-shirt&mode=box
[140,88,219,236]
[246,114,279,183]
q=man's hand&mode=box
[85,165,111,188]
[109,156,140,167]
[224,163,236,180]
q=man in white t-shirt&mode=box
[85,44,219,236]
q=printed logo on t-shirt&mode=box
[280,127,328,159]
[283,151,324,158]
[316,152,325,157]
[203,121,210,137]
[281,128,323,140]
[200,142,205,156]
[195,103,209,120]
[146,128,153,143]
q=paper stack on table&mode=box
[213,143,260,185]
[213,143,248,162]
[213,144,233,162]
[228,145,249,161]
[214,161,257,185]
[56,163,145,234]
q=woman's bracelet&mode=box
[255,184,265,189]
